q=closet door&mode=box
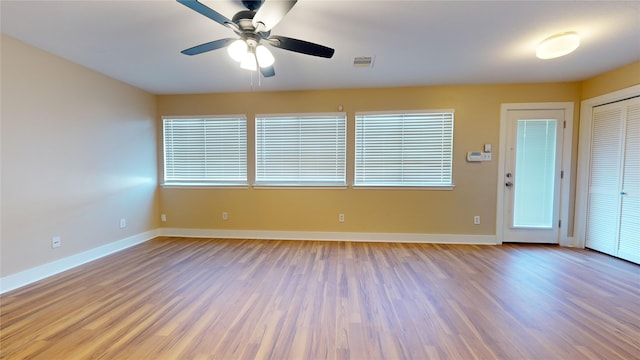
[617,98,640,264]
[585,103,623,255]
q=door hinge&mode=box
[563,120,566,129]
[561,170,564,179]
[558,220,562,228]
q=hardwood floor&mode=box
[1,237,639,359]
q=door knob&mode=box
[506,181,513,187]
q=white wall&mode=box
[0,35,159,280]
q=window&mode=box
[163,116,247,186]
[255,113,346,186]
[354,111,454,188]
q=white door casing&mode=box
[497,103,574,245]
[575,85,640,251]
[582,96,640,264]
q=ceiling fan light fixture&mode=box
[536,32,580,60]
[256,45,275,68]
[177,0,335,78]
[228,39,248,62]
[240,50,257,71]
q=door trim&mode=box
[574,84,640,249]
[496,102,574,245]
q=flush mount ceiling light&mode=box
[536,32,581,59]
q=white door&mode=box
[585,102,623,255]
[502,109,564,243]
[617,97,640,264]
[586,97,640,264]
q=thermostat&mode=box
[467,151,483,162]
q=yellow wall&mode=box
[1,30,635,281]
[157,83,581,235]
[1,35,160,277]
[581,61,640,100]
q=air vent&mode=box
[353,56,374,68]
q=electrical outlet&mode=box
[222,211,228,221]
[339,213,345,222]
[52,236,61,248]
[474,216,481,225]
[161,214,167,222]
[120,218,127,228]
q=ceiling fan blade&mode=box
[177,0,232,26]
[252,0,297,31]
[260,65,275,77]
[181,38,235,56]
[268,36,334,58]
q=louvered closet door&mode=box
[585,103,623,255]
[617,97,640,264]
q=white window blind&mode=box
[255,113,346,186]
[354,111,454,187]
[163,116,247,186]
[513,119,557,228]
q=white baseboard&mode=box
[0,228,497,294]
[159,228,498,245]
[0,229,159,294]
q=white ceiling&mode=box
[1,0,639,95]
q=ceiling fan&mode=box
[177,0,335,77]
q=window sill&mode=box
[161,183,249,189]
[351,185,455,191]
[160,184,454,191]
[252,185,348,190]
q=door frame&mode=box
[496,102,574,245]
[574,84,640,249]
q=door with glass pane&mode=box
[503,109,564,243]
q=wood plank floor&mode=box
[1,237,639,359]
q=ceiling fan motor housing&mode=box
[232,10,269,41]
[232,10,256,29]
